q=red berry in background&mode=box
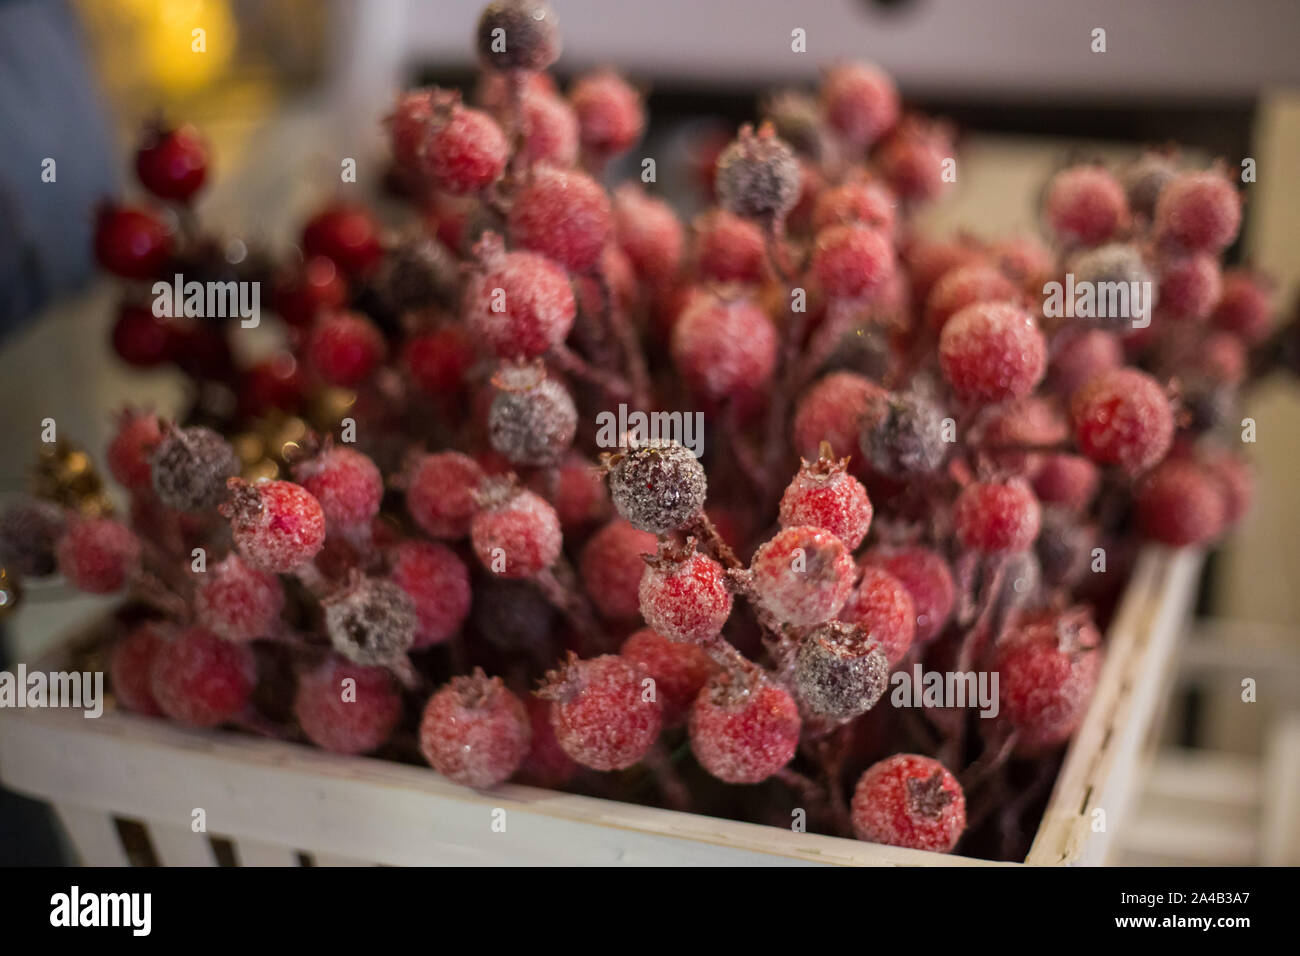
[988,234,1055,296]
[1135,458,1227,547]
[535,452,610,531]
[1212,269,1274,344]
[539,653,662,771]
[939,301,1047,403]
[876,118,954,203]
[305,311,386,386]
[612,184,684,285]
[671,292,778,403]
[323,575,417,666]
[811,179,897,235]
[293,445,384,535]
[693,210,767,284]
[810,224,895,301]
[1047,326,1123,397]
[607,440,707,535]
[222,478,327,573]
[272,256,347,329]
[1201,448,1254,527]
[93,204,173,280]
[1196,331,1248,386]
[838,566,916,666]
[465,234,576,360]
[150,627,257,728]
[638,540,734,644]
[405,451,484,539]
[1070,367,1174,473]
[389,539,472,648]
[109,624,167,716]
[57,517,140,594]
[302,204,384,277]
[1158,251,1222,321]
[924,263,1021,334]
[578,519,657,622]
[860,546,955,645]
[714,123,802,222]
[295,655,402,755]
[953,479,1041,554]
[689,670,801,784]
[1032,453,1100,511]
[475,0,561,72]
[518,695,579,788]
[778,450,873,550]
[569,69,645,162]
[820,62,899,150]
[470,482,562,579]
[794,619,890,720]
[238,352,306,418]
[508,165,611,273]
[1154,168,1242,254]
[403,325,474,396]
[851,754,966,852]
[135,123,209,202]
[792,371,887,461]
[514,88,580,167]
[994,609,1102,754]
[1043,165,1129,247]
[420,671,531,787]
[388,88,438,168]
[750,525,855,627]
[110,302,175,367]
[195,553,284,643]
[903,235,989,305]
[418,90,508,195]
[106,409,163,493]
[621,628,716,728]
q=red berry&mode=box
[150,627,256,727]
[465,235,576,360]
[272,256,348,329]
[295,655,402,754]
[475,0,561,72]
[536,452,610,530]
[1201,449,1254,527]
[621,628,716,728]
[811,179,897,235]
[238,352,306,418]
[638,540,734,644]
[389,539,471,648]
[689,670,800,784]
[1032,453,1100,511]
[94,204,173,280]
[111,303,175,367]
[1135,459,1226,546]
[671,292,778,402]
[810,224,895,301]
[778,452,873,550]
[135,123,208,202]
[1048,327,1122,397]
[860,546,955,645]
[924,263,1020,334]
[821,62,899,149]
[792,371,887,461]
[302,204,384,276]
[693,210,767,284]
[109,624,166,716]
[514,88,580,167]
[613,185,684,285]
[195,553,284,643]
[403,325,474,396]
[876,118,953,203]
[953,479,1041,554]
[988,234,1055,295]
[1212,269,1274,344]
[939,302,1047,403]
[903,235,988,305]
[106,409,163,493]
[222,478,327,573]
[418,90,508,194]
[508,166,612,273]
[569,69,644,161]
[715,123,802,222]
[750,525,855,627]
[1158,252,1222,321]
[1043,165,1128,246]
[539,654,662,771]
[851,754,966,852]
[305,311,386,386]
[1195,331,1248,386]
[1154,169,1242,254]
[579,519,657,622]
[388,88,438,168]
[470,482,562,579]
[1070,367,1174,473]
[838,566,916,666]
[57,517,140,594]
[405,451,484,539]
[518,695,579,788]
[794,619,890,720]
[293,445,383,534]
[420,671,531,787]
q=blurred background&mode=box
[1,0,1297,865]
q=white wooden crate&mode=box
[0,549,1203,867]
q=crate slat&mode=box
[1260,714,1300,866]
[147,821,218,866]
[235,840,304,867]
[53,804,130,866]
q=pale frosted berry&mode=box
[405,451,484,539]
[613,185,684,285]
[1048,327,1122,397]
[0,497,65,578]
[860,390,948,478]
[811,179,897,234]
[322,574,417,665]
[508,165,611,273]
[151,425,238,511]
[536,452,610,530]
[778,452,873,550]
[810,224,895,301]
[107,409,163,494]
[715,124,801,222]
[570,69,644,161]
[851,754,966,852]
[476,0,561,72]
[939,302,1047,403]
[1032,453,1099,512]
[925,263,1020,334]
[839,566,916,666]
[693,210,766,284]
[150,627,256,728]
[638,540,734,644]
[488,372,577,466]
[1201,449,1254,527]
[820,62,899,149]
[519,695,578,788]
[1154,169,1242,254]
[306,311,386,387]
[689,670,800,784]
[57,517,140,594]
[470,482,562,578]
[223,479,326,573]
[293,445,383,534]
[389,540,471,648]
[860,546,955,645]
[421,671,531,787]
[876,118,954,203]
[671,293,778,402]
[1212,269,1274,344]
[953,480,1041,554]
[579,519,657,622]
[1135,459,1226,547]
[621,628,716,728]
[295,655,401,755]
[1070,367,1174,473]
[793,371,887,461]
[195,553,284,643]
[607,439,706,535]
[1158,252,1221,321]
[794,620,890,720]
[465,236,576,360]
[109,623,166,716]
[1043,165,1128,246]
[995,609,1102,754]
[418,90,507,194]
[750,525,855,627]
[539,654,662,771]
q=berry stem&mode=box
[684,510,742,570]
[532,558,607,653]
[642,741,693,811]
[548,344,633,401]
[596,264,652,410]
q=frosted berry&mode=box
[301,204,384,277]
[465,234,576,359]
[876,118,954,203]
[811,179,897,234]
[794,620,890,720]
[111,303,175,367]
[579,519,657,622]
[570,70,645,161]
[195,553,284,643]
[621,628,716,728]
[904,235,988,305]
[513,87,579,167]
[421,671,531,787]
[1201,449,1254,527]
[0,498,65,579]
[322,574,417,665]
[693,210,766,284]
[487,371,577,466]
[1158,252,1222,322]
[1043,165,1128,246]
[1135,459,1226,547]
[810,224,895,301]
[671,292,778,402]
[607,439,707,535]
[1154,169,1242,254]
[638,539,734,644]
[222,478,327,573]
[150,424,238,512]
[1065,242,1154,329]
[94,204,173,280]
[613,185,684,284]
[418,90,508,194]
[1212,269,1274,344]
[476,0,561,72]
[820,62,899,149]
[293,445,383,534]
[57,517,140,594]
[295,655,402,755]
[939,302,1047,403]
[272,256,347,329]
[405,451,484,539]
[851,754,966,852]
[508,166,611,273]
[838,566,916,666]
[750,525,855,627]
[470,482,562,578]
[239,352,306,418]
[715,123,801,222]
[778,450,873,550]
[953,479,1041,554]
[1048,327,1122,397]
[924,263,1020,334]
[1070,367,1174,473]
[135,123,208,202]
[793,371,887,461]
[988,234,1055,296]
[305,311,386,386]
[403,325,474,397]
[539,654,662,771]
[860,546,955,645]
[150,627,256,728]
[859,390,948,478]
[689,670,801,784]
[389,539,471,648]
[109,624,166,716]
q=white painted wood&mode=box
[53,804,129,867]
[147,821,218,867]
[310,852,376,867]
[235,840,303,867]
[1260,714,1300,866]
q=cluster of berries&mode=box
[8,0,1284,860]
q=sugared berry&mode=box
[860,546,955,645]
[487,371,577,466]
[689,670,800,784]
[851,754,966,852]
[1070,367,1174,473]
[820,62,899,149]
[222,479,327,573]
[693,210,766,284]
[810,224,895,301]
[924,263,1020,334]
[750,525,855,627]
[470,482,562,578]
[621,628,716,728]
[838,566,916,666]
[109,624,166,716]
[476,0,561,72]
[405,451,484,539]
[57,517,140,594]
[671,292,778,402]
[1043,165,1128,246]
[302,204,384,276]
[794,620,890,720]
[539,654,662,771]
[389,539,471,648]
[421,671,531,787]
[1135,458,1226,546]
[195,553,284,643]
[570,69,644,162]
[1154,169,1242,254]
[613,185,684,285]
[305,311,386,386]
[0,498,65,579]
[859,390,948,478]
[465,234,576,359]
[952,479,1041,554]
[792,371,887,460]
[295,655,402,754]
[715,124,801,222]
[293,445,383,534]
[322,574,417,666]
[939,302,1047,403]
[579,519,657,622]
[508,166,612,273]
[638,540,734,644]
[778,451,873,550]
[150,627,256,728]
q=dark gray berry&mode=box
[0,497,66,578]
[151,425,239,511]
[860,391,947,477]
[715,124,801,222]
[1068,243,1156,328]
[1121,153,1178,219]
[476,0,561,72]
[471,575,558,653]
[607,439,706,535]
[793,620,889,721]
[324,576,417,666]
[488,376,577,466]
[762,90,834,162]
[375,233,461,313]
[1037,508,1096,589]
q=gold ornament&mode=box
[31,441,114,516]
[0,566,23,620]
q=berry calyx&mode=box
[777,447,873,550]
